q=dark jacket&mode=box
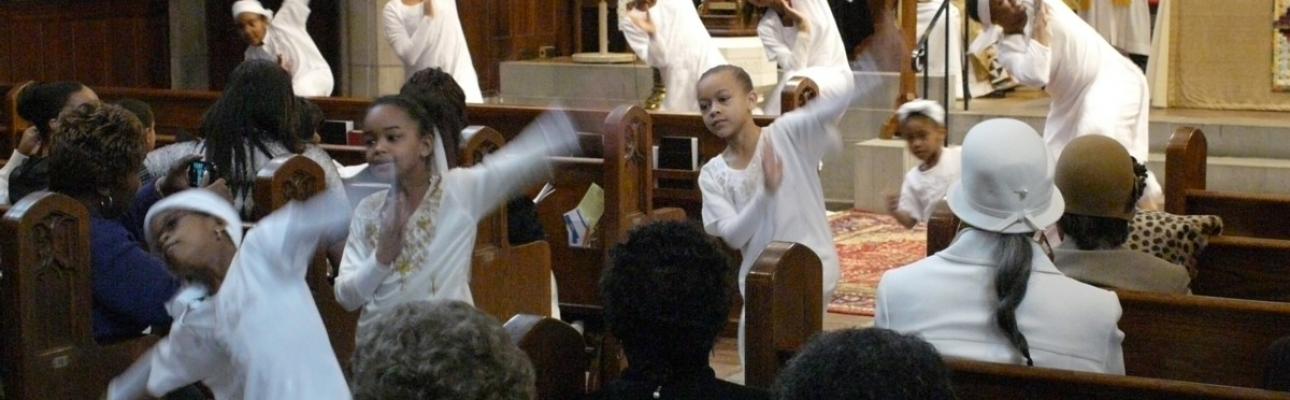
[589,367,770,400]
[91,181,181,344]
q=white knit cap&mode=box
[947,118,1064,234]
[145,189,244,252]
[896,99,946,126]
[232,0,274,20]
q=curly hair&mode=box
[350,301,535,400]
[774,328,956,400]
[47,102,146,201]
[400,68,467,168]
[602,221,735,383]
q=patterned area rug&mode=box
[827,210,928,316]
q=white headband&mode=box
[232,0,274,20]
[897,99,946,126]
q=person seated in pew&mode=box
[334,95,579,335]
[349,300,535,399]
[47,102,219,344]
[232,0,334,97]
[1052,135,1190,294]
[4,81,100,205]
[115,98,158,152]
[876,118,1126,374]
[696,65,846,360]
[143,59,347,219]
[773,328,956,400]
[885,99,960,229]
[107,189,352,399]
[595,221,770,400]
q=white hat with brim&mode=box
[144,189,244,253]
[947,118,1064,234]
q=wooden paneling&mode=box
[463,0,575,95]
[0,0,169,88]
[206,0,342,93]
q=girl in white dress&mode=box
[383,0,484,103]
[334,95,579,334]
[619,0,729,113]
[696,65,847,361]
[233,0,334,97]
[748,0,855,115]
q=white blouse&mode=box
[382,0,484,102]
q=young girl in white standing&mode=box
[233,0,334,97]
[696,65,848,360]
[383,0,484,103]
[619,0,728,113]
[748,0,855,115]
[334,95,579,334]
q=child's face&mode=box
[237,14,269,46]
[150,210,234,282]
[697,72,756,140]
[899,116,946,162]
[363,104,433,182]
[144,126,157,152]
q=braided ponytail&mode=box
[993,232,1035,366]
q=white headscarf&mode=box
[232,0,274,20]
[896,99,946,126]
[432,127,450,176]
[145,189,245,251]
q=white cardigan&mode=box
[876,229,1126,374]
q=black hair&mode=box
[47,102,146,217]
[115,98,155,129]
[17,81,88,141]
[400,68,467,168]
[200,59,301,202]
[1059,214,1130,250]
[295,97,324,142]
[369,95,440,170]
[994,232,1035,366]
[602,221,735,384]
[774,328,956,400]
[699,65,755,94]
[966,0,982,22]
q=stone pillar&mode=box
[169,0,210,90]
[344,0,407,97]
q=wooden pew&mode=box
[1165,127,1290,302]
[0,192,155,399]
[743,241,824,390]
[504,314,589,400]
[947,358,1290,400]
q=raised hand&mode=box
[626,7,656,35]
[375,186,411,266]
[158,155,202,197]
[762,139,784,193]
[778,0,810,33]
[16,126,41,156]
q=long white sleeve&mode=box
[0,150,29,205]
[334,206,396,311]
[770,86,850,163]
[275,0,311,29]
[454,110,581,222]
[252,190,352,282]
[699,172,771,250]
[996,33,1052,87]
[618,1,652,61]
[382,2,426,64]
[758,12,798,70]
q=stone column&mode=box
[344,0,407,97]
[169,0,210,90]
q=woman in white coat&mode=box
[233,0,335,97]
[383,0,484,103]
[748,0,855,115]
[875,118,1126,374]
[619,0,728,113]
[967,0,1161,208]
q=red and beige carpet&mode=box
[827,210,928,316]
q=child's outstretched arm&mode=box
[106,311,223,399]
[453,109,582,222]
[276,0,312,29]
[250,190,352,281]
[772,81,852,163]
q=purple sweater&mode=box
[90,182,180,344]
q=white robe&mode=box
[334,111,578,334]
[986,0,1160,204]
[756,0,854,115]
[107,196,353,400]
[618,0,728,113]
[382,0,484,103]
[1080,0,1152,56]
[244,0,335,97]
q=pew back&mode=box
[504,314,589,400]
[1166,127,1290,240]
[743,241,823,390]
[948,358,1290,400]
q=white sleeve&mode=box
[769,86,850,163]
[454,110,580,222]
[275,0,312,29]
[996,34,1051,87]
[618,1,652,61]
[874,277,890,328]
[144,324,224,396]
[0,150,29,205]
[758,12,798,70]
[1105,299,1127,374]
[897,175,925,222]
[382,2,430,64]
[304,147,350,213]
[699,169,771,250]
[334,209,395,311]
[254,190,353,281]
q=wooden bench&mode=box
[1165,127,1290,302]
[948,358,1290,400]
[743,241,824,390]
[504,314,589,400]
[0,192,156,399]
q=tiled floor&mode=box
[710,312,874,384]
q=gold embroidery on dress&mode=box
[363,175,445,290]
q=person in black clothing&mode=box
[594,221,769,400]
[10,81,99,204]
[399,67,546,245]
[774,327,956,400]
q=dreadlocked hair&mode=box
[200,59,301,202]
[370,95,440,171]
[400,68,466,168]
[994,232,1035,366]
